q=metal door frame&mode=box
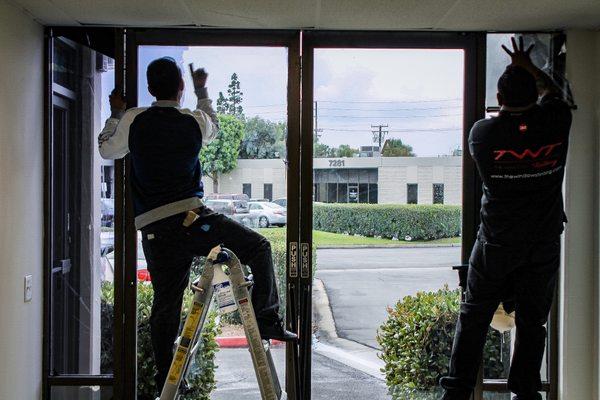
[123,28,303,399]
[299,30,487,399]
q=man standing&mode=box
[98,57,296,393]
[440,38,571,400]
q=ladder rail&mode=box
[159,259,215,400]
[225,248,283,400]
[158,247,285,400]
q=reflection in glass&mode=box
[51,386,113,400]
[49,37,114,377]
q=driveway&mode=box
[316,247,461,349]
[213,347,390,400]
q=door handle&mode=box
[52,259,72,275]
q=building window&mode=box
[242,183,252,199]
[433,183,444,204]
[264,183,273,201]
[368,184,378,203]
[407,184,418,204]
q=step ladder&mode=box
[159,245,286,400]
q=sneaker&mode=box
[258,318,298,342]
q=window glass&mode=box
[433,183,445,204]
[407,183,418,204]
[49,37,115,378]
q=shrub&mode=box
[101,280,220,400]
[377,286,509,399]
[220,228,316,325]
[313,203,461,241]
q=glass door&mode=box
[45,33,118,399]
[123,29,301,400]
[299,31,486,400]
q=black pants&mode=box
[441,238,560,400]
[140,208,280,391]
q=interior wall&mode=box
[0,1,44,399]
[560,30,600,400]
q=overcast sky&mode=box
[133,45,464,157]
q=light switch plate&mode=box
[24,275,32,302]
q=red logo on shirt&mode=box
[493,142,563,161]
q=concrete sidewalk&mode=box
[212,346,390,400]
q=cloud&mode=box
[136,45,465,156]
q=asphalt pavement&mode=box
[212,346,390,400]
[316,247,461,349]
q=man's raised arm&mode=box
[189,66,220,146]
[98,89,132,160]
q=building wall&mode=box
[219,156,462,205]
[559,30,600,400]
[218,159,288,200]
[0,1,44,399]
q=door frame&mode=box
[299,30,486,399]
[122,28,303,399]
[42,27,561,400]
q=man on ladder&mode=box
[440,38,572,400]
[98,56,297,397]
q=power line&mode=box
[318,105,462,112]
[321,127,461,132]
[318,113,463,119]
[314,101,323,138]
[371,124,389,149]
[316,98,462,104]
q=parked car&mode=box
[204,199,249,215]
[250,198,269,202]
[272,197,287,208]
[248,201,287,228]
[204,193,249,202]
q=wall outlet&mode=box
[24,275,32,302]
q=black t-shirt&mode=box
[469,94,572,244]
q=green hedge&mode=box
[313,203,461,241]
[101,279,220,400]
[377,287,510,400]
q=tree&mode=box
[216,73,244,118]
[239,116,286,159]
[313,136,335,158]
[381,138,415,157]
[216,92,228,114]
[200,114,244,193]
[335,144,358,158]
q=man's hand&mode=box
[502,36,558,96]
[502,36,536,75]
[109,88,126,118]
[189,65,208,91]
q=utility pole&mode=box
[371,124,389,151]
[314,101,323,139]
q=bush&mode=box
[377,286,509,399]
[101,280,220,400]
[313,203,461,241]
[220,228,316,325]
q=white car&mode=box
[248,201,287,228]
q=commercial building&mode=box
[218,156,462,205]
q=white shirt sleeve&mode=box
[98,108,143,159]
[189,87,220,146]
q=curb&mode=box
[216,336,284,348]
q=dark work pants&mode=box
[441,238,560,400]
[140,208,280,391]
